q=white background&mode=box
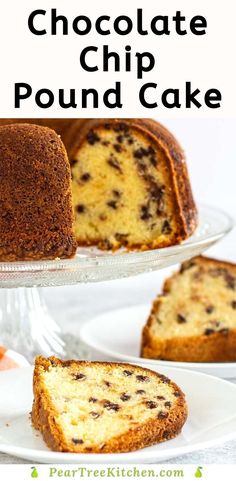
[0,0,235,117]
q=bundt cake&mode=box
[141,256,236,362]
[0,124,77,261]
[32,356,187,453]
[66,118,198,250]
[0,118,197,253]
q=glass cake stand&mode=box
[0,205,233,361]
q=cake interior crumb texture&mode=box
[32,357,187,453]
[70,119,197,250]
[142,256,236,362]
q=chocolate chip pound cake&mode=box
[0,124,77,261]
[32,356,187,453]
[67,118,197,250]
[142,256,236,362]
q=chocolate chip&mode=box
[136,161,147,174]
[123,369,133,376]
[136,390,146,395]
[112,189,122,198]
[180,261,196,273]
[219,328,229,334]
[102,140,110,146]
[146,401,157,409]
[158,374,171,384]
[206,305,215,314]
[107,157,123,173]
[101,239,113,249]
[120,393,131,402]
[148,146,155,155]
[156,395,165,400]
[209,268,235,290]
[136,375,150,382]
[225,274,235,290]
[104,380,112,387]
[113,143,123,153]
[204,328,215,336]
[103,401,120,412]
[76,204,86,214]
[90,411,100,419]
[72,438,84,444]
[80,172,91,182]
[89,397,97,403]
[73,373,86,380]
[140,204,152,221]
[162,220,172,235]
[115,233,129,242]
[164,401,172,408]
[99,214,107,221]
[177,313,187,324]
[70,159,77,167]
[116,134,124,143]
[134,147,149,159]
[150,157,157,167]
[128,137,134,144]
[232,300,236,309]
[157,411,168,419]
[113,123,129,133]
[107,200,117,209]
[87,131,100,145]
[149,183,165,201]
[173,391,181,397]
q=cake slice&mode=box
[65,118,197,250]
[0,124,77,261]
[142,256,236,362]
[32,356,187,453]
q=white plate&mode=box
[1,366,236,463]
[80,305,236,379]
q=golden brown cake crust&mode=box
[0,119,87,151]
[142,256,236,363]
[32,356,187,453]
[66,118,198,248]
[0,124,77,261]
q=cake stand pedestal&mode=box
[0,206,233,362]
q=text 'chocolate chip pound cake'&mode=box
[32,356,187,453]
[67,119,198,250]
[142,256,236,363]
[0,124,77,261]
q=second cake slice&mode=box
[32,356,187,453]
[142,256,236,362]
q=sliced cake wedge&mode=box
[142,256,236,362]
[66,119,198,250]
[32,356,187,453]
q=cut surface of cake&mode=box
[67,119,198,250]
[32,356,187,453]
[0,124,77,261]
[142,256,236,362]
